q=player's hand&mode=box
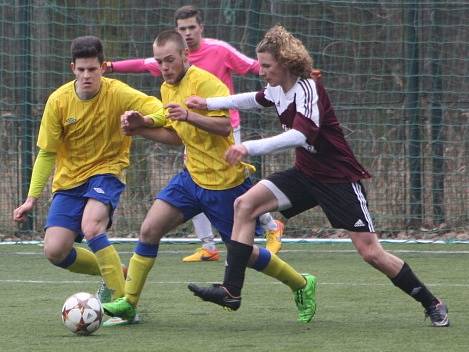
[165,104,189,121]
[185,96,207,110]
[121,110,145,135]
[13,197,36,223]
[225,144,248,165]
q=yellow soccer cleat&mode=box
[265,220,284,254]
[182,247,220,262]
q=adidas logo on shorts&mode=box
[354,219,365,227]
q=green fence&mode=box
[1,1,467,239]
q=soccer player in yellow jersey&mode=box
[102,30,315,324]
[12,36,173,322]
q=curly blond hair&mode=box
[256,25,313,79]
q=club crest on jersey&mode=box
[65,117,77,125]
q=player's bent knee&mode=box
[43,245,67,265]
[81,224,105,240]
[139,223,161,244]
[233,196,257,220]
[358,247,382,266]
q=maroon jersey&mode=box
[255,78,371,183]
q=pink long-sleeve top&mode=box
[112,38,260,128]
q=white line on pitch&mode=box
[8,249,469,256]
[1,279,469,288]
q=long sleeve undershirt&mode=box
[242,129,307,156]
[28,149,56,198]
[206,92,260,110]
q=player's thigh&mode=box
[263,168,319,218]
[46,191,86,242]
[81,174,125,237]
[235,181,279,218]
[140,199,185,243]
[81,199,110,237]
[315,181,375,233]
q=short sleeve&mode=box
[37,95,63,152]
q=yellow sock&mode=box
[125,253,155,307]
[66,247,100,275]
[262,253,306,291]
[94,245,125,300]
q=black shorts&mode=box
[264,168,375,232]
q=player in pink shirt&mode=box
[105,5,284,262]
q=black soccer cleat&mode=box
[188,283,241,311]
[425,299,449,327]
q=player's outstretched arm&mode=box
[135,127,182,146]
[225,129,308,166]
[104,58,161,77]
[166,103,231,136]
[186,92,260,111]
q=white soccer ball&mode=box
[61,292,103,335]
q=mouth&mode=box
[162,73,173,82]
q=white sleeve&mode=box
[242,129,307,156]
[206,92,261,110]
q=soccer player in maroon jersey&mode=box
[186,25,449,327]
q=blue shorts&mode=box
[157,169,260,242]
[45,174,125,242]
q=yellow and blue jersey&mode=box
[162,65,247,190]
[38,77,165,192]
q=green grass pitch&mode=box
[0,242,467,351]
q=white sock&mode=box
[192,213,216,250]
[259,213,278,231]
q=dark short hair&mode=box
[70,36,104,63]
[174,5,203,25]
[154,29,187,51]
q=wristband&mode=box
[184,110,189,121]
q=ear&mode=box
[182,48,190,63]
[70,62,75,73]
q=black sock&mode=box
[223,240,253,297]
[390,262,437,308]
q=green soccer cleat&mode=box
[102,297,136,321]
[294,274,317,323]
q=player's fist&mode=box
[165,104,189,121]
[186,96,207,110]
[13,197,36,223]
[121,110,144,135]
[225,144,248,165]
